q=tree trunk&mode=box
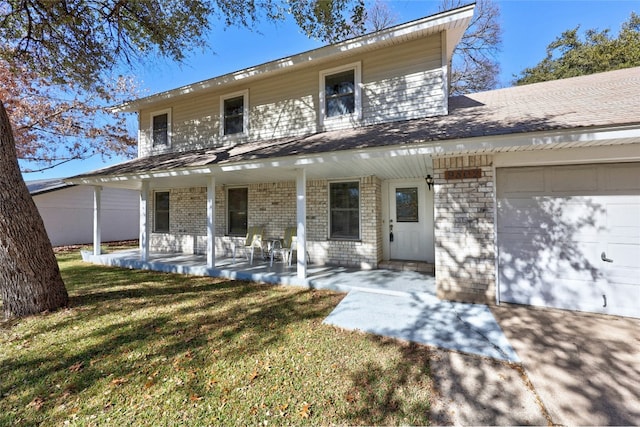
[0,100,68,319]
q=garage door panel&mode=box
[497,163,640,318]
[600,283,640,318]
[605,243,640,269]
[549,166,598,193]
[499,233,604,283]
[606,201,640,229]
[498,196,606,235]
[499,273,608,312]
[603,163,640,192]
[497,168,545,193]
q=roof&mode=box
[27,178,75,195]
[116,4,475,112]
[71,66,640,183]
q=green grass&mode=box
[1,250,435,426]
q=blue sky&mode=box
[23,0,639,181]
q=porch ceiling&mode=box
[71,148,435,190]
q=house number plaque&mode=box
[444,168,482,180]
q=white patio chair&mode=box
[270,226,297,267]
[233,225,265,264]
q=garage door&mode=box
[497,163,640,318]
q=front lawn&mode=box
[1,250,434,426]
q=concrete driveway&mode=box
[492,304,640,426]
[310,267,639,424]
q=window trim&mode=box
[227,186,248,236]
[153,190,170,233]
[150,108,172,148]
[319,62,362,128]
[220,89,249,138]
[328,179,361,241]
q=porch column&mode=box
[92,186,102,256]
[207,175,216,268]
[140,180,149,262]
[296,168,307,279]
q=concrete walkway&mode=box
[83,249,518,361]
[313,270,519,362]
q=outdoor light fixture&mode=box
[425,174,434,191]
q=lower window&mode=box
[330,181,360,239]
[228,187,248,235]
[154,191,170,233]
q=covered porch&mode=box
[70,129,443,283]
[80,248,435,294]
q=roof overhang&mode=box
[115,4,475,113]
[66,124,640,190]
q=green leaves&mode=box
[0,0,370,92]
[290,0,366,43]
[0,0,211,91]
[514,12,640,85]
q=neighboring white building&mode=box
[28,178,138,247]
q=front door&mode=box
[388,180,434,262]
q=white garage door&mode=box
[497,163,640,318]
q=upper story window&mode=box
[151,108,171,147]
[320,62,362,127]
[221,90,249,137]
[325,70,355,117]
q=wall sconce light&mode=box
[425,174,434,191]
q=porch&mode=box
[80,248,436,295]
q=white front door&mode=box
[388,180,434,262]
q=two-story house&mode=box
[71,4,640,319]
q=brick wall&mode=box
[433,155,496,304]
[147,176,382,268]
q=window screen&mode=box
[329,181,359,239]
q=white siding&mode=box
[138,33,445,157]
[34,186,139,246]
[250,71,318,141]
[362,36,445,124]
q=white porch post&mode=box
[140,180,149,261]
[92,186,102,256]
[207,175,216,268]
[296,168,307,279]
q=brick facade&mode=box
[145,164,499,305]
[433,155,496,304]
[148,176,382,269]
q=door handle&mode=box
[601,252,613,263]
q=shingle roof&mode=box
[27,178,74,195]
[73,67,640,179]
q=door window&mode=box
[396,187,419,222]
